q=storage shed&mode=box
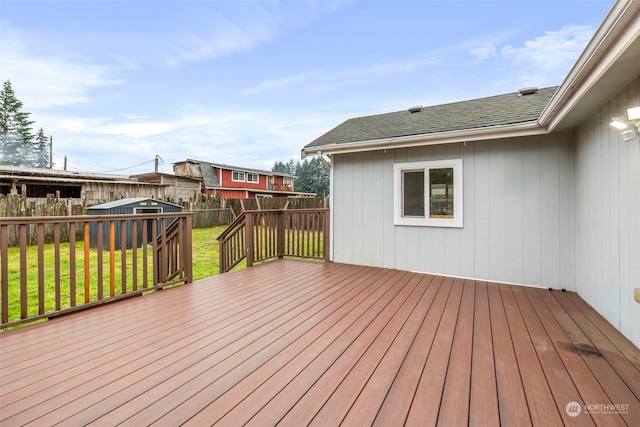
[87,198,183,249]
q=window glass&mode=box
[232,171,245,181]
[247,173,259,183]
[429,168,454,218]
[402,170,424,217]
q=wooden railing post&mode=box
[324,209,330,262]
[277,211,285,258]
[246,212,254,267]
[184,214,193,283]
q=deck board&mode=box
[1,259,639,426]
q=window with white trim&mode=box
[232,171,245,182]
[247,173,259,183]
[283,177,293,186]
[394,159,463,227]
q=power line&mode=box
[50,156,158,174]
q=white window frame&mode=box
[393,159,463,227]
[247,173,259,183]
[283,177,293,186]
[232,171,245,182]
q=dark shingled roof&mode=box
[305,86,558,149]
[199,161,221,189]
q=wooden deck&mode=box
[1,259,639,426]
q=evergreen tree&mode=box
[272,159,297,175]
[272,157,330,196]
[0,80,35,166]
[34,128,50,168]
[295,158,330,196]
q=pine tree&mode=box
[295,158,329,196]
[34,128,50,168]
[272,159,297,175]
[0,80,35,166]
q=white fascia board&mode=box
[539,0,640,130]
[304,121,543,157]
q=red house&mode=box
[173,159,314,199]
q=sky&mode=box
[0,0,615,176]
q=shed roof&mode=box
[87,198,182,210]
[305,87,557,151]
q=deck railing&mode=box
[218,209,329,273]
[0,212,192,329]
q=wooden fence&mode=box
[218,209,329,273]
[0,212,193,329]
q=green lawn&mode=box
[191,226,228,280]
[1,226,231,328]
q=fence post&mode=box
[246,212,254,267]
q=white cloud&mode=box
[0,23,123,109]
[241,70,322,96]
[501,24,595,85]
[469,45,497,60]
[241,53,444,97]
[35,104,341,175]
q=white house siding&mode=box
[331,132,575,290]
[573,75,640,347]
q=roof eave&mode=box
[302,121,544,157]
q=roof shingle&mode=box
[305,86,558,149]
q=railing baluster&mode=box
[70,222,76,307]
[97,221,104,300]
[83,222,90,303]
[132,219,138,291]
[20,225,27,319]
[37,224,45,315]
[54,223,61,310]
[142,219,148,289]
[1,224,8,324]
[120,219,127,294]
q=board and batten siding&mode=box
[331,132,574,290]
[573,75,640,346]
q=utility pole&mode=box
[155,155,164,173]
[64,155,67,171]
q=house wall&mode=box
[573,75,640,346]
[331,132,574,290]
[219,169,265,189]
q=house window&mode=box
[232,171,245,182]
[283,177,293,187]
[394,159,463,227]
[247,173,259,183]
